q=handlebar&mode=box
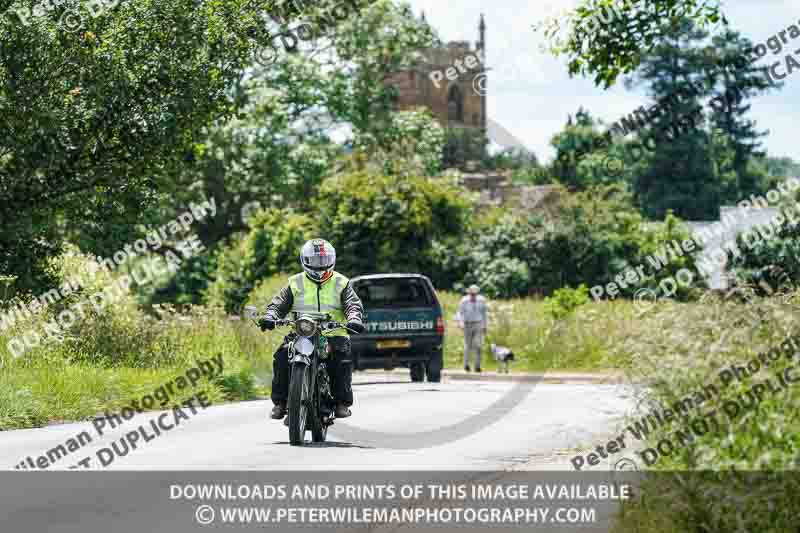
[259,316,353,333]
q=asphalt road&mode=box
[1,373,635,471]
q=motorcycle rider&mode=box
[258,239,365,420]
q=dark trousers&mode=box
[271,335,353,406]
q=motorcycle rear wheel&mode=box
[288,363,310,446]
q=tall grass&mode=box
[0,255,276,431]
[0,305,275,430]
[609,291,800,532]
[439,290,636,372]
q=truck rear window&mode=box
[353,278,433,309]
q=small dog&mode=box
[490,343,515,373]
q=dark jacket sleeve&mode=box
[340,282,364,322]
[266,285,294,319]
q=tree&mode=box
[0,0,437,295]
[624,18,722,219]
[354,109,445,177]
[442,127,487,170]
[537,0,727,87]
[434,184,702,298]
[151,78,340,250]
[534,184,701,298]
[309,0,438,143]
[704,29,777,198]
[150,0,439,246]
[135,0,443,305]
[313,170,472,278]
[0,0,286,293]
[551,108,625,190]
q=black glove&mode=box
[346,320,365,334]
[258,315,277,331]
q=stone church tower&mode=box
[386,14,487,135]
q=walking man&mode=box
[455,284,488,372]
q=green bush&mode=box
[214,368,258,401]
[442,185,702,299]
[535,185,702,299]
[142,251,220,307]
[314,171,472,277]
[455,213,540,298]
[468,257,531,299]
[728,216,800,295]
[542,284,590,320]
[204,208,314,313]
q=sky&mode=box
[403,0,800,164]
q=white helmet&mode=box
[300,239,336,282]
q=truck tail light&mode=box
[436,316,445,335]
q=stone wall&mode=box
[458,172,560,210]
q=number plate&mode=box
[376,339,411,350]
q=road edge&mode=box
[360,368,626,384]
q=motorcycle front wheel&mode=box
[288,363,310,446]
[310,386,328,443]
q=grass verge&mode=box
[607,293,800,532]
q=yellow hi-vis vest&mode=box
[288,272,349,336]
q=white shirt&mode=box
[455,295,488,325]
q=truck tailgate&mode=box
[361,308,439,338]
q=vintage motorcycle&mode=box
[244,306,356,446]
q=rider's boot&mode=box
[335,404,352,418]
[271,402,287,419]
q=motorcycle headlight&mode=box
[293,336,315,356]
[296,317,317,336]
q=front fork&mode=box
[317,361,334,422]
[288,335,336,422]
[288,343,333,422]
